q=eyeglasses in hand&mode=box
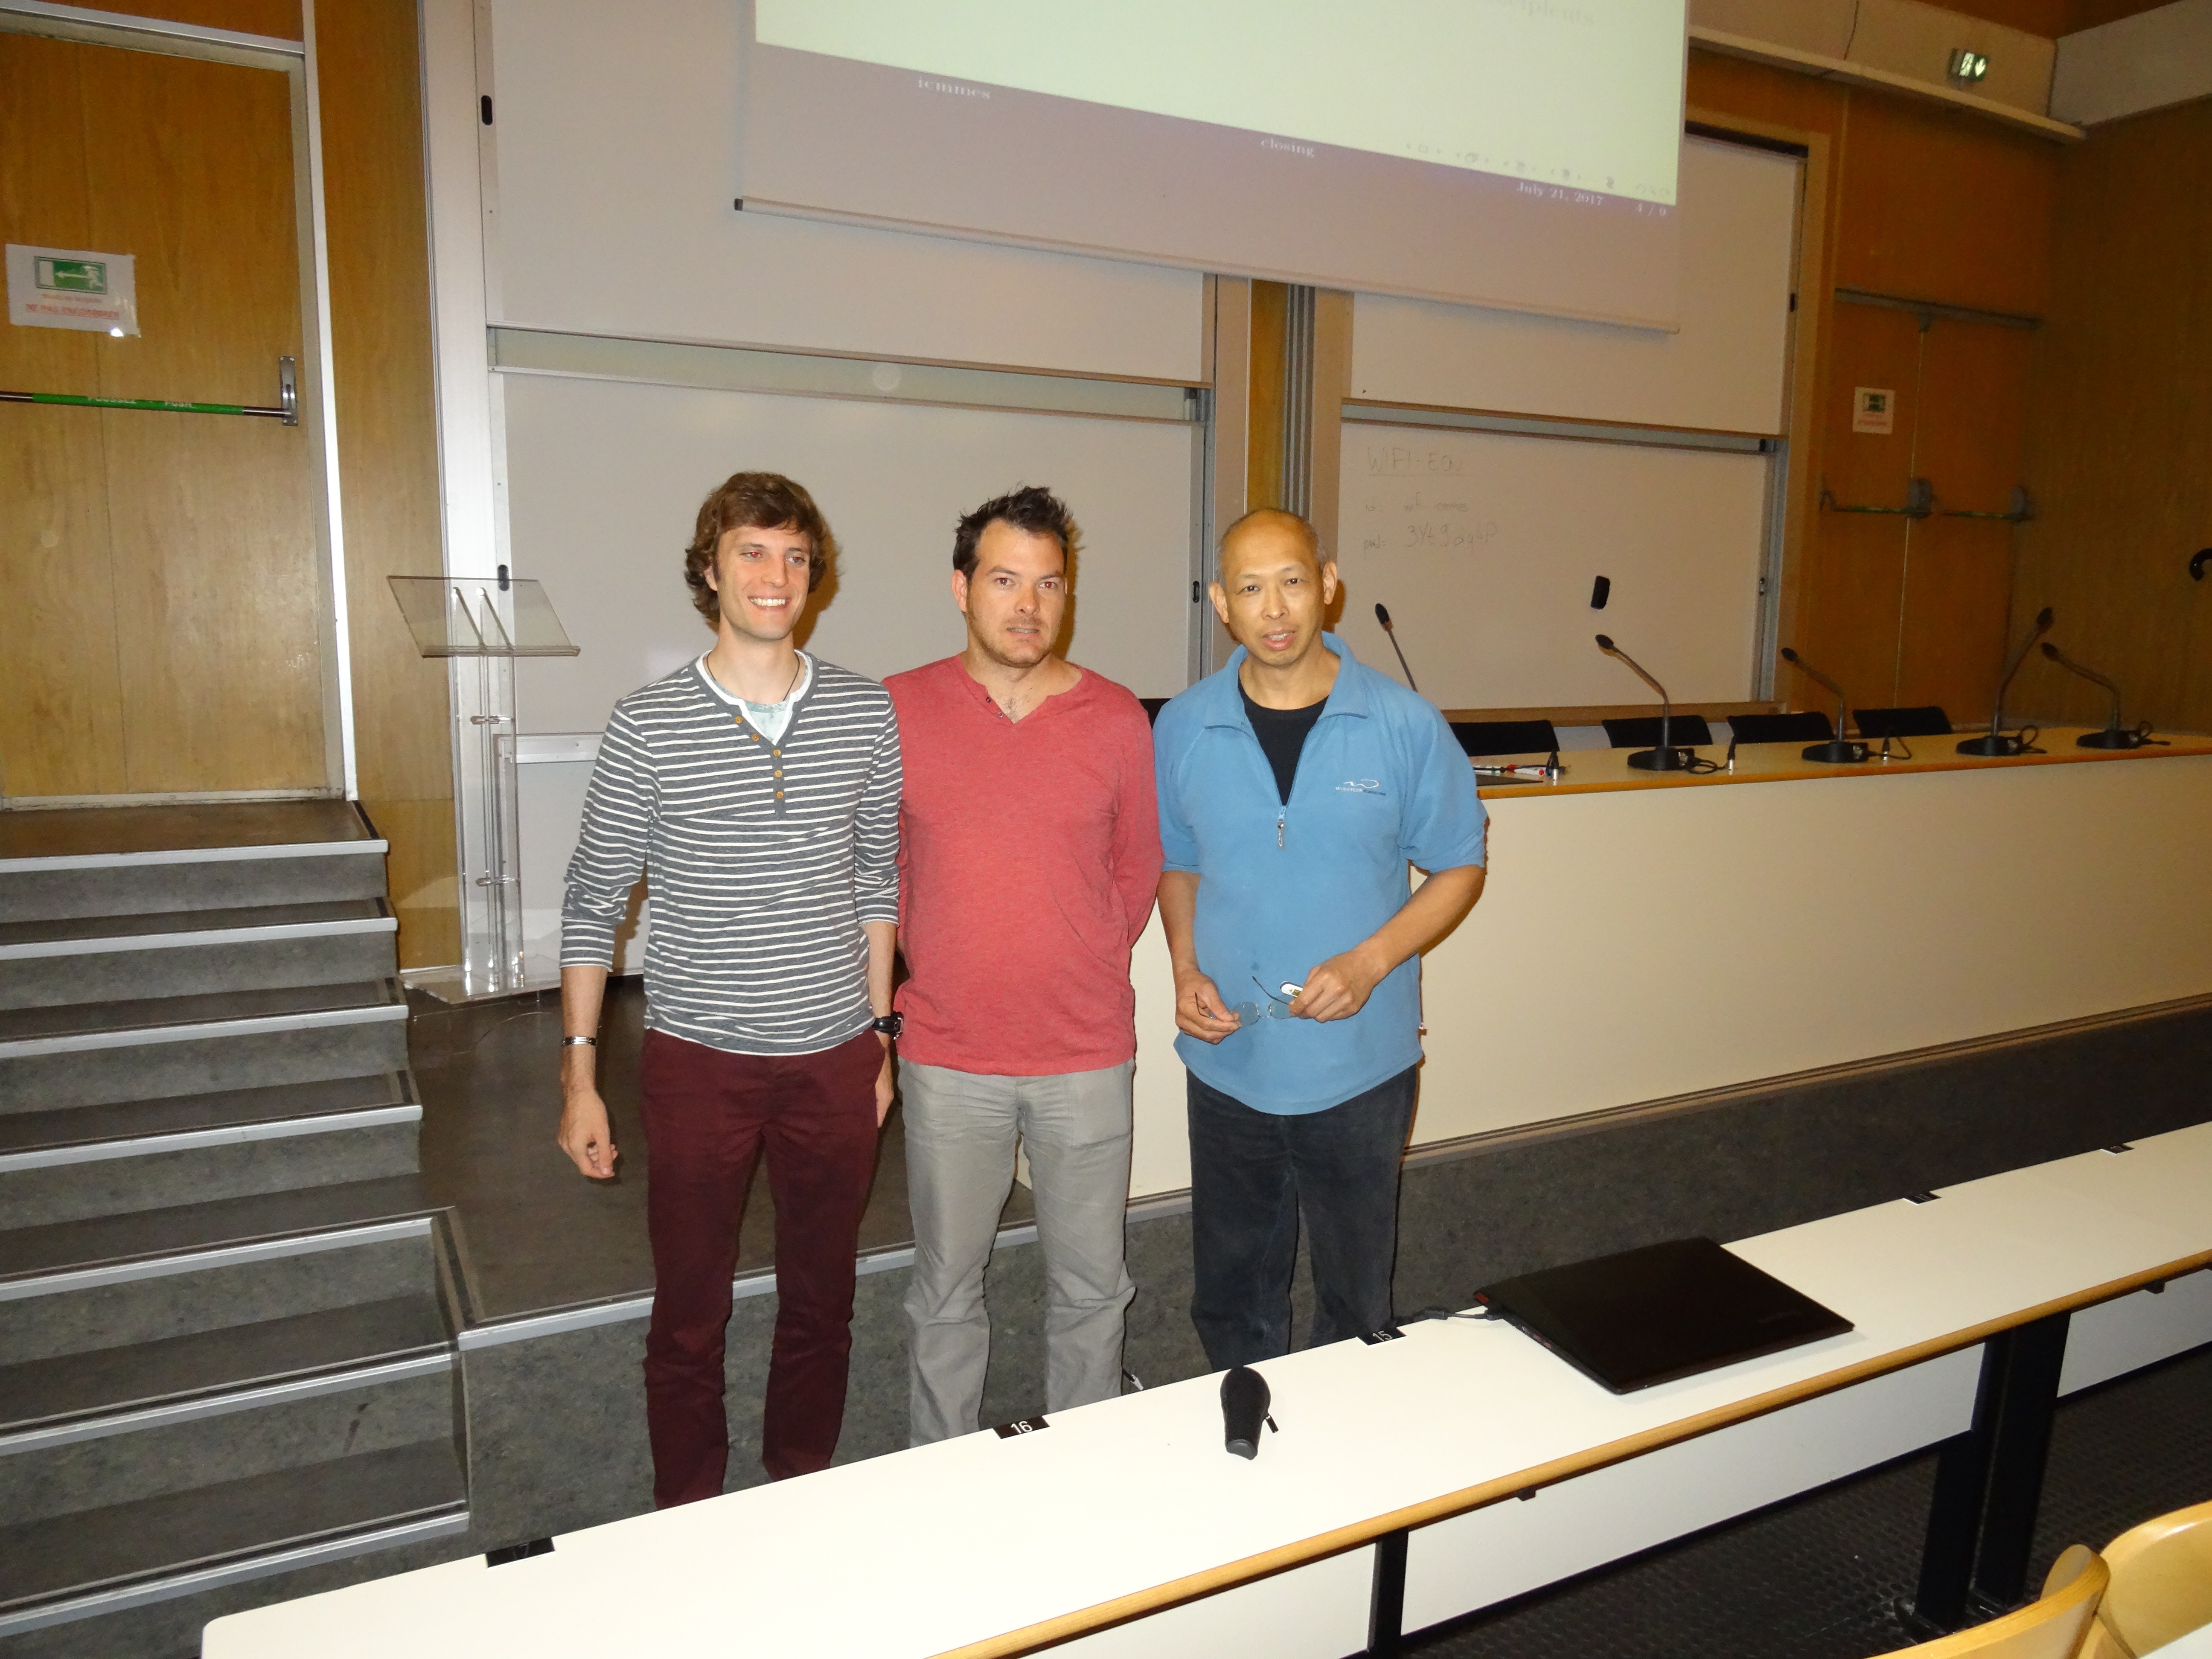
[1230,977,1305,1027]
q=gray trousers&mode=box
[899,1058,1137,1444]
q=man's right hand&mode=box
[557,1086,620,1179]
[1174,970,1242,1044]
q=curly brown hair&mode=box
[682,472,834,624]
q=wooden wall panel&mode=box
[90,0,300,39]
[0,34,127,799]
[1946,0,2072,32]
[1246,279,1289,516]
[1687,51,1849,142]
[1832,89,2060,316]
[317,0,460,968]
[1897,321,2035,716]
[2014,99,2212,736]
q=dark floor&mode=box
[1404,1341,2212,1659]
[0,799,369,858]
[409,979,1031,1318]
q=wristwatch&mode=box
[870,1013,903,1039]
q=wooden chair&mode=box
[2079,1498,2212,1659]
[1878,1545,2108,1658]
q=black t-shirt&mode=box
[1241,685,1327,804]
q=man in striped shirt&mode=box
[557,472,903,1504]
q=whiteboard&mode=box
[1350,138,1800,435]
[502,372,1199,736]
[484,0,1204,382]
[1332,422,1772,710]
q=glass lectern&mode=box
[389,573,577,999]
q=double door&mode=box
[1804,299,2036,722]
[0,24,331,800]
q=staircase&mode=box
[0,803,468,1653]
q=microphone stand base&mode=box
[1627,747,1697,771]
[2075,728,2148,750]
[1956,733,2032,757]
[1800,739,1870,765]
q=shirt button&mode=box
[774,791,784,799]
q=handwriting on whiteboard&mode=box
[1355,445,1500,554]
[1365,445,1460,476]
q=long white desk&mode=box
[204,1121,2212,1658]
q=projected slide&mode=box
[758,1,1682,207]
[741,0,1688,327]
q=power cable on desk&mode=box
[1413,1304,1505,1324]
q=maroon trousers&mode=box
[638,1027,882,1505]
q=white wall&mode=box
[2051,0,2212,126]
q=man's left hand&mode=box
[1289,945,1388,1022]
[874,1033,896,1126]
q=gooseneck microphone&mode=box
[1958,606,2054,757]
[1594,634,1695,772]
[1374,603,1419,692]
[1221,1365,1272,1459]
[2040,642,2156,750]
[1778,648,1869,765]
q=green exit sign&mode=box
[35,256,107,294]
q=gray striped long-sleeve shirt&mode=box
[560,656,902,1056]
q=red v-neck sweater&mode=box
[885,656,1164,1075]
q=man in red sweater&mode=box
[885,485,1164,1443]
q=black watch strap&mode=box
[870,1013,903,1039]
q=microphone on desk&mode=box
[1374,603,1419,693]
[1777,648,1869,764]
[1221,1366,1272,1460]
[1594,634,1695,771]
[2040,643,2159,750]
[1958,607,2054,757]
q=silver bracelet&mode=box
[562,1035,597,1047]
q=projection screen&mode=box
[739,0,1688,329]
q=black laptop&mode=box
[1473,1237,1852,1394]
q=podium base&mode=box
[1800,739,1870,765]
[2075,728,2148,749]
[1627,747,1697,771]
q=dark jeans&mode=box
[1186,1065,1419,1370]
[639,1027,882,1504]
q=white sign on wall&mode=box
[1851,386,1896,435]
[6,244,139,335]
